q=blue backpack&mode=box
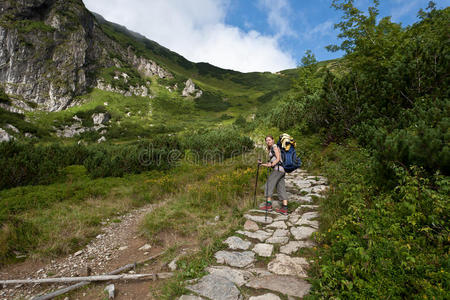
[273,134,302,173]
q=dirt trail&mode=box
[0,201,192,299]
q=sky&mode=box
[83,0,449,73]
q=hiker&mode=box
[259,135,289,215]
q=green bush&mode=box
[194,91,230,112]
[181,127,253,162]
[309,143,449,298]
[0,141,89,190]
[0,87,10,104]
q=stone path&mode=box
[179,169,328,300]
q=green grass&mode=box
[0,146,266,267]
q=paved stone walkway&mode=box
[179,169,328,300]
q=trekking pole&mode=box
[265,166,271,222]
[253,161,261,208]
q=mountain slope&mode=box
[0,0,294,143]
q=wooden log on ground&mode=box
[2,272,173,285]
[32,252,164,300]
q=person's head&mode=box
[265,135,274,151]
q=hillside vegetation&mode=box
[0,0,448,298]
[259,1,448,298]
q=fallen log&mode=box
[1,272,173,285]
[29,251,164,300]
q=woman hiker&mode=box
[259,135,289,215]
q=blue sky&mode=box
[84,0,449,72]
[225,0,449,65]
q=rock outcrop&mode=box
[0,0,171,112]
[182,79,202,98]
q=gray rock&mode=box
[290,226,317,240]
[295,211,319,229]
[5,124,19,133]
[214,251,255,268]
[244,219,259,231]
[178,296,205,300]
[187,274,241,300]
[288,214,301,224]
[249,293,281,300]
[182,79,202,98]
[297,219,319,229]
[245,275,311,298]
[92,112,110,125]
[299,205,319,210]
[273,229,289,237]
[224,236,251,250]
[168,259,178,271]
[265,236,289,245]
[273,215,289,221]
[236,230,272,242]
[266,221,287,229]
[97,136,107,143]
[247,268,273,277]
[279,240,315,255]
[296,196,314,203]
[248,209,279,216]
[252,243,273,257]
[244,214,273,224]
[206,266,253,286]
[267,254,309,277]
[104,284,115,299]
[0,128,13,142]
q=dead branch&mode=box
[31,252,164,300]
[1,273,173,285]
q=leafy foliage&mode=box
[308,143,449,299]
[296,2,449,174]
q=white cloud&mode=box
[302,20,334,40]
[83,0,296,72]
[258,0,297,38]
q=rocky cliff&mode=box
[0,0,171,112]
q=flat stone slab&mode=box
[273,229,289,237]
[266,236,289,244]
[244,214,273,224]
[299,205,319,210]
[291,181,312,189]
[266,221,287,229]
[296,196,314,203]
[273,215,288,221]
[295,211,319,229]
[215,251,255,268]
[207,266,253,286]
[280,240,315,255]
[187,274,241,300]
[249,293,281,300]
[245,275,311,298]
[244,219,259,231]
[297,219,319,229]
[252,243,273,257]
[224,236,251,250]
[236,230,272,242]
[288,214,301,224]
[247,268,273,277]
[179,296,205,300]
[249,209,279,216]
[290,226,317,240]
[268,254,309,277]
[299,211,319,220]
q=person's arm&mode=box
[272,145,281,166]
[262,146,281,167]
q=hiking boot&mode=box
[276,207,288,215]
[260,203,273,211]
